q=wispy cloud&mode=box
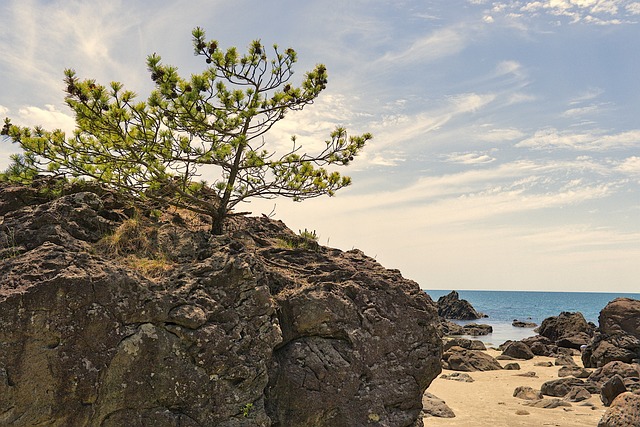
[516,128,640,151]
[377,26,468,65]
[444,152,496,164]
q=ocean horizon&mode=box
[424,289,640,347]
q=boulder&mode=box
[440,372,474,382]
[442,347,503,372]
[437,291,485,320]
[443,338,486,351]
[504,362,521,370]
[0,185,443,427]
[524,398,572,409]
[583,298,640,368]
[522,335,555,357]
[599,298,640,337]
[541,378,587,397]
[555,354,578,367]
[588,361,640,387]
[601,375,627,407]
[422,393,455,418]
[501,341,534,360]
[558,366,591,378]
[458,323,493,336]
[598,392,640,427]
[513,386,542,400]
[536,312,595,345]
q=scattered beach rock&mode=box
[598,392,640,427]
[564,386,591,402]
[440,372,475,382]
[504,362,521,370]
[588,361,640,386]
[524,398,572,409]
[600,375,627,407]
[515,409,530,415]
[555,354,578,367]
[442,347,503,372]
[541,378,587,397]
[437,291,485,320]
[513,386,543,400]
[501,341,534,360]
[535,361,554,367]
[515,371,538,378]
[513,319,537,328]
[558,366,591,378]
[443,337,486,351]
[422,392,456,418]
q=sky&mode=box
[1,0,639,293]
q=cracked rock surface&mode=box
[0,182,442,427]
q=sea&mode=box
[424,290,640,348]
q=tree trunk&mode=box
[211,213,225,235]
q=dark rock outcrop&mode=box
[0,183,443,427]
[513,386,542,400]
[446,323,493,337]
[512,319,537,328]
[541,378,589,397]
[600,375,627,407]
[437,291,485,320]
[583,298,640,368]
[442,338,486,351]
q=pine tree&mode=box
[1,27,372,234]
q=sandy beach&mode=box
[423,349,607,427]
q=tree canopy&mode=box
[1,27,372,234]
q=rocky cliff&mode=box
[0,182,442,427]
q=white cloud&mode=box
[489,0,639,24]
[477,127,526,142]
[378,26,468,65]
[618,156,640,175]
[444,152,496,164]
[0,105,8,117]
[16,105,76,134]
[516,128,640,151]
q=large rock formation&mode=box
[0,182,443,427]
[535,311,595,349]
[436,291,485,320]
[583,298,640,368]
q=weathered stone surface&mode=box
[599,298,640,337]
[588,361,640,387]
[513,386,542,400]
[447,323,493,337]
[501,341,534,360]
[504,362,521,370]
[0,185,443,427]
[598,392,640,427]
[422,393,455,418]
[437,291,484,320]
[555,354,578,367]
[442,347,502,372]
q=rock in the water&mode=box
[442,347,502,372]
[422,393,455,418]
[512,319,537,328]
[0,184,443,427]
[437,291,485,320]
[501,341,534,360]
[598,392,640,427]
[513,386,543,400]
[600,375,627,407]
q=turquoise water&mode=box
[424,290,640,347]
